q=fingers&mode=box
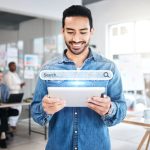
[46,100,65,107]
[86,96,111,115]
[43,95,62,104]
[87,102,105,115]
[87,96,110,106]
[42,95,66,115]
[43,102,65,115]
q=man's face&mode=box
[9,64,16,72]
[62,16,93,55]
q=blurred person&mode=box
[31,5,127,150]
[0,70,18,148]
[4,62,25,130]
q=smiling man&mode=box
[31,5,127,150]
[64,17,92,54]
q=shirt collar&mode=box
[58,48,97,64]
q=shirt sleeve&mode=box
[101,63,127,126]
[1,84,10,102]
[31,77,52,126]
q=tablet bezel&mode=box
[47,87,105,107]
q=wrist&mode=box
[106,102,113,115]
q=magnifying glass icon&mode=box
[103,72,110,78]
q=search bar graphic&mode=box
[40,70,113,81]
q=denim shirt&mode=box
[31,49,127,150]
[0,83,9,102]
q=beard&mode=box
[65,40,89,55]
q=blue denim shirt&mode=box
[0,83,9,102]
[31,49,127,150]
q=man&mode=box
[0,70,18,148]
[31,5,127,150]
[4,62,25,130]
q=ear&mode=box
[61,28,64,34]
[90,28,94,35]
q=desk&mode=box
[0,102,30,108]
[0,102,47,140]
[123,112,150,150]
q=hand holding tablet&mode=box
[42,95,66,115]
[87,95,112,116]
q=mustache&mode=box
[69,41,86,44]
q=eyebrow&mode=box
[66,28,74,31]
[80,28,88,31]
[66,28,89,31]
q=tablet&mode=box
[47,87,105,107]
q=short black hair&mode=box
[62,5,93,29]
[8,62,15,68]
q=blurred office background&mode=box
[0,0,150,105]
[0,0,150,149]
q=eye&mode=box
[80,32,87,34]
[67,32,74,34]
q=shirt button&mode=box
[74,147,78,150]
[75,112,77,115]
[75,131,77,134]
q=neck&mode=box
[66,48,89,68]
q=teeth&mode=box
[72,43,82,47]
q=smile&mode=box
[70,42,85,48]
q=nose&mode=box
[72,33,81,42]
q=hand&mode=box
[86,95,111,116]
[42,95,66,115]
[20,82,25,88]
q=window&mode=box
[108,20,150,95]
[109,22,134,55]
[108,20,150,54]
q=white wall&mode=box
[86,0,150,56]
[0,0,82,19]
